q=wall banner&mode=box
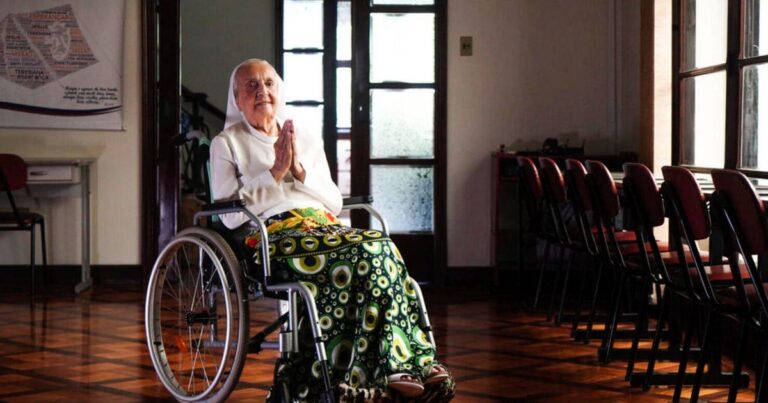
[0,1,124,130]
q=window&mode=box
[675,0,768,174]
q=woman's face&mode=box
[234,61,279,127]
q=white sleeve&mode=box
[293,133,343,216]
[210,134,280,229]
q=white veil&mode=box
[224,58,287,130]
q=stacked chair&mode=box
[518,157,765,402]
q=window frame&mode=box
[673,0,768,178]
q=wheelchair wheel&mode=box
[146,227,249,402]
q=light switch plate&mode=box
[460,36,473,56]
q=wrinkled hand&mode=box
[287,120,306,182]
[270,121,293,182]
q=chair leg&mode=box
[556,249,575,326]
[583,261,604,343]
[626,280,652,381]
[673,327,694,402]
[643,287,669,391]
[547,246,565,322]
[600,270,625,363]
[40,220,51,287]
[571,256,589,336]
[690,309,713,403]
[30,227,36,296]
[756,341,768,403]
[533,241,551,310]
[727,319,748,403]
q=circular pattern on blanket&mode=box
[350,365,367,388]
[357,337,369,353]
[279,237,297,254]
[362,303,380,332]
[357,261,370,276]
[331,262,353,289]
[323,233,343,247]
[301,281,318,298]
[328,335,354,370]
[288,254,326,275]
[384,258,398,280]
[412,327,432,349]
[363,241,382,254]
[345,233,364,242]
[404,277,417,299]
[301,236,320,251]
[391,326,413,363]
[364,229,382,238]
[319,315,333,331]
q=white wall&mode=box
[446,0,641,267]
[0,0,141,265]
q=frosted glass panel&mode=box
[371,166,433,233]
[284,0,323,49]
[370,13,434,83]
[285,105,323,138]
[283,53,323,101]
[337,67,351,128]
[337,139,351,196]
[681,72,725,167]
[337,2,352,60]
[370,89,434,158]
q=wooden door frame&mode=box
[141,0,180,279]
[351,1,447,285]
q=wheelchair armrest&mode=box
[202,199,246,212]
[341,195,389,236]
[343,195,373,206]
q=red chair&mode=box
[586,160,675,363]
[711,169,768,403]
[539,157,582,325]
[661,166,754,402]
[517,156,559,310]
[0,154,47,294]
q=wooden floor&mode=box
[0,281,757,402]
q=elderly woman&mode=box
[210,59,454,402]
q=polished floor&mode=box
[0,280,757,402]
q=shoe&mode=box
[424,364,450,385]
[387,373,424,397]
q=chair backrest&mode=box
[516,156,544,217]
[538,157,567,205]
[0,154,27,191]
[585,160,620,220]
[661,166,710,241]
[565,159,592,212]
[0,154,29,227]
[660,165,716,302]
[711,169,768,255]
[622,163,665,228]
[711,169,768,315]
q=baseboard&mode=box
[446,266,494,287]
[0,264,142,288]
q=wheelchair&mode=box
[145,196,436,402]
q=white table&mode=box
[25,158,95,294]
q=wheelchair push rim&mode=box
[145,234,235,402]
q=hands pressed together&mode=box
[270,119,305,183]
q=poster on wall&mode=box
[0,0,124,130]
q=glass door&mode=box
[352,0,445,282]
[279,0,445,282]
